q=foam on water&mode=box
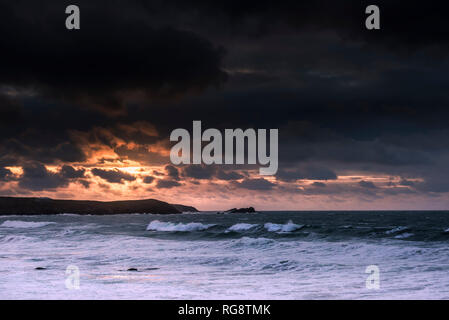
[386,226,409,234]
[227,236,275,248]
[264,220,304,233]
[0,220,56,228]
[1,211,449,299]
[0,234,35,243]
[226,223,258,232]
[394,232,414,239]
[146,220,215,232]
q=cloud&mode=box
[152,0,449,53]
[0,167,13,181]
[91,168,136,184]
[18,163,69,191]
[78,179,91,189]
[16,163,91,191]
[165,165,180,180]
[1,1,449,208]
[358,180,377,189]
[181,165,245,181]
[234,178,275,190]
[399,179,415,187]
[155,179,182,189]
[60,165,86,179]
[311,182,326,187]
[0,95,22,125]
[277,166,337,182]
[142,176,155,184]
[0,1,227,113]
[215,169,245,181]
[182,165,216,180]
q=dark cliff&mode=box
[0,197,198,215]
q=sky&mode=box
[1,0,449,210]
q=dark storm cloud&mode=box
[18,163,68,191]
[0,138,87,166]
[358,180,377,189]
[142,176,155,184]
[180,165,245,181]
[147,0,449,52]
[2,0,449,200]
[399,179,415,187]
[60,165,86,179]
[0,95,22,125]
[216,169,245,181]
[276,166,337,182]
[0,167,13,181]
[311,182,326,188]
[155,179,182,189]
[91,168,136,184]
[0,1,227,112]
[78,179,91,189]
[17,163,90,191]
[233,178,275,190]
[182,165,216,180]
[165,165,180,181]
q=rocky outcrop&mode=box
[171,204,199,212]
[223,207,256,213]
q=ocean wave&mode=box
[394,233,414,239]
[228,237,275,248]
[444,228,449,233]
[386,226,409,234]
[262,260,298,271]
[146,220,215,232]
[226,223,258,232]
[0,234,35,243]
[0,220,56,228]
[264,220,304,233]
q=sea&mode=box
[1,211,449,299]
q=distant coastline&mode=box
[0,197,198,215]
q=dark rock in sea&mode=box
[145,267,159,271]
[127,268,139,272]
[224,207,256,214]
[35,267,46,270]
[0,196,198,215]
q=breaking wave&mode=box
[394,233,414,239]
[226,223,258,232]
[386,226,409,234]
[264,220,304,233]
[0,234,35,243]
[146,220,215,232]
[226,237,275,248]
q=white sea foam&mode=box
[146,220,215,232]
[444,228,449,233]
[386,226,409,234]
[264,220,303,233]
[1,213,449,300]
[394,233,414,239]
[0,234,35,243]
[228,236,275,248]
[0,220,56,228]
[226,223,258,232]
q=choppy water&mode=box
[1,211,449,299]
